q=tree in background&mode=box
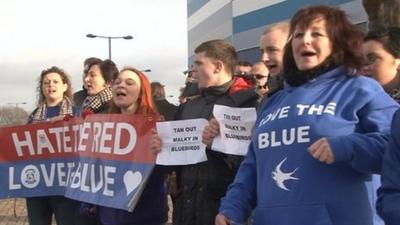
[0,106,29,127]
[363,0,400,31]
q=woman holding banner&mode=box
[82,67,168,225]
[26,66,81,225]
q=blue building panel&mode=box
[188,2,232,44]
[188,0,363,66]
[233,0,353,34]
[188,0,210,17]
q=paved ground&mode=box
[0,199,28,225]
[0,198,173,225]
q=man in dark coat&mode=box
[151,82,178,121]
[151,39,259,225]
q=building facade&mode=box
[187,0,367,65]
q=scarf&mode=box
[82,87,112,112]
[31,97,74,122]
[283,57,337,87]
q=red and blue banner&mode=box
[0,114,156,211]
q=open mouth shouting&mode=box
[47,89,57,94]
[115,90,127,97]
[265,63,277,71]
[265,62,283,76]
[301,50,317,59]
[294,48,323,70]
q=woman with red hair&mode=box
[83,67,168,225]
[109,67,159,115]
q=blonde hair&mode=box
[262,21,290,36]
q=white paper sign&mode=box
[212,105,257,156]
[156,119,208,165]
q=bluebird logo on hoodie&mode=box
[272,158,299,191]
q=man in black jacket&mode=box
[151,82,177,121]
[151,39,258,225]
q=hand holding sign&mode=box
[215,214,234,225]
[212,105,257,156]
[202,118,220,147]
[150,128,162,155]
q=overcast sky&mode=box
[0,0,188,111]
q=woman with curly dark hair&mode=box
[27,66,81,225]
[29,66,74,123]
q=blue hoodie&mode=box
[377,109,400,224]
[219,67,399,225]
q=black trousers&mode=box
[26,196,98,225]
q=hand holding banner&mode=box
[211,105,257,156]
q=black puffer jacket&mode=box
[174,77,258,225]
[73,89,87,107]
[155,99,178,121]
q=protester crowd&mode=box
[13,3,400,225]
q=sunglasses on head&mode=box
[251,74,268,80]
[235,71,250,76]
